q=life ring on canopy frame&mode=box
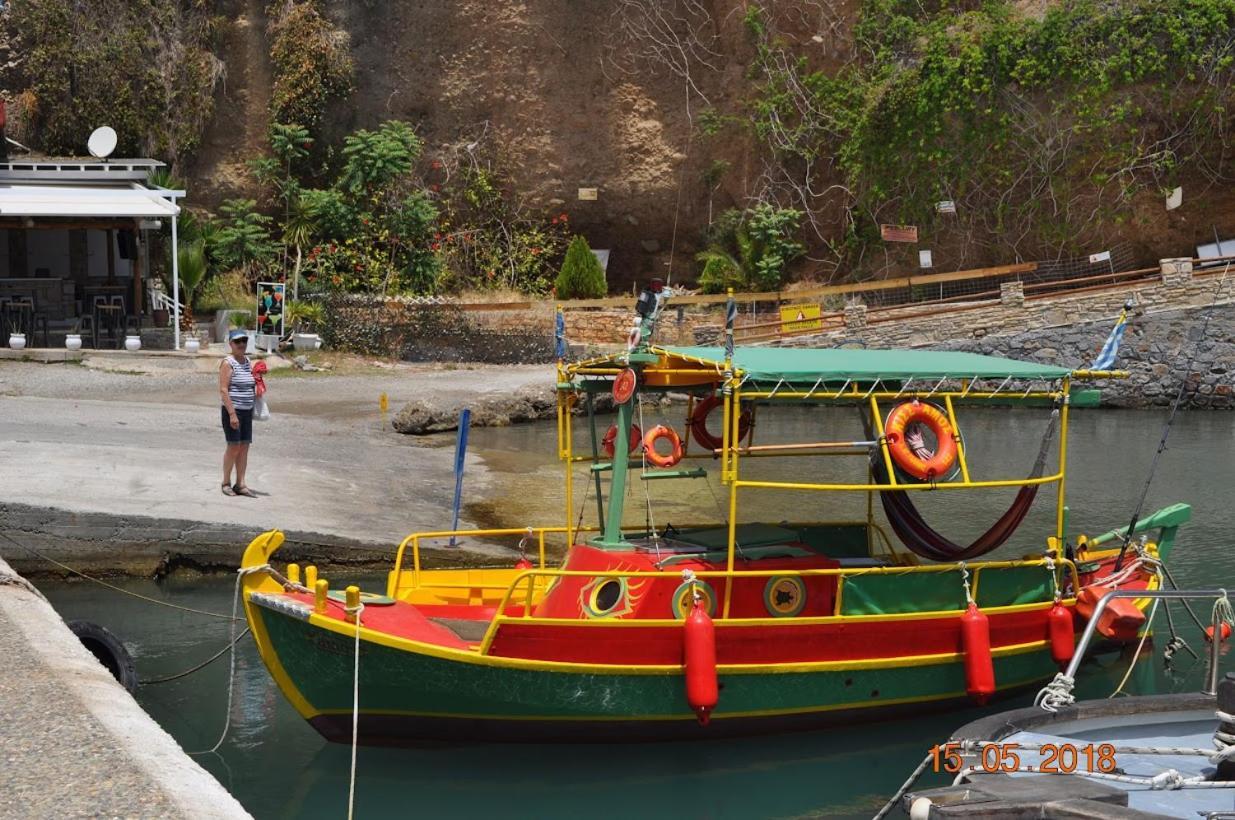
[642,425,684,468]
[602,424,643,458]
[883,400,959,482]
[689,393,752,452]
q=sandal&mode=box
[221,483,237,497]
[233,484,258,498]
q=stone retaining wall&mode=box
[776,260,1235,408]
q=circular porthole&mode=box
[671,580,716,619]
[582,577,628,618]
[763,576,807,617]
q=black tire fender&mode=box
[67,620,138,694]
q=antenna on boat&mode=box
[1115,262,1231,570]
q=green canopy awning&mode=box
[659,346,1072,383]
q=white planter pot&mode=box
[293,333,322,352]
[9,332,26,350]
[184,338,201,354]
[124,335,142,352]
[65,334,82,351]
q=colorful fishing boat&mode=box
[239,289,1191,744]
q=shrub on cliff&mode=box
[554,236,607,299]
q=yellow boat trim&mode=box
[248,593,1049,676]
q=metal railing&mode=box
[473,558,1083,655]
[1064,588,1230,695]
[389,520,904,595]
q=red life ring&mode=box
[642,425,683,468]
[601,424,643,458]
[689,394,752,451]
[884,400,958,481]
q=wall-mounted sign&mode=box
[936,200,956,215]
[1088,250,1112,265]
[779,303,822,335]
[880,224,919,243]
[256,281,285,336]
[919,249,934,269]
[578,187,599,201]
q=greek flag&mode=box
[724,297,737,360]
[554,310,566,360]
[1090,301,1133,370]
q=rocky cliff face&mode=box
[188,0,781,288]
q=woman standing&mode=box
[219,329,258,497]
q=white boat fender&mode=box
[909,796,933,820]
[68,620,137,693]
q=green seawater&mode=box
[36,408,1235,819]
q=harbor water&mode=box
[37,408,1235,819]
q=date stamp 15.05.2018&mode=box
[931,742,1119,775]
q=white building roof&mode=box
[0,182,180,218]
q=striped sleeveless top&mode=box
[225,355,256,410]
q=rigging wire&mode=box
[1115,262,1231,569]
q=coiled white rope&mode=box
[1034,672,1077,712]
[1213,710,1235,764]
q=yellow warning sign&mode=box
[779,303,822,335]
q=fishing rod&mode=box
[1115,262,1230,570]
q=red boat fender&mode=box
[514,557,534,570]
[1047,602,1075,669]
[1076,586,1146,642]
[1206,623,1232,643]
[684,599,719,725]
[961,603,995,705]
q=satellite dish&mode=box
[87,126,117,159]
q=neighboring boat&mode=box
[896,588,1235,818]
[239,290,1191,744]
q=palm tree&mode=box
[283,194,315,300]
[176,239,209,331]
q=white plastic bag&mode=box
[254,395,271,422]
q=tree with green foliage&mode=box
[214,199,277,280]
[176,240,208,331]
[743,0,1235,268]
[554,236,607,299]
[696,205,804,293]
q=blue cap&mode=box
[228,329,249,341]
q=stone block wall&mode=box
[775,269,1235,408]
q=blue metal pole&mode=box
[449,408,471,547]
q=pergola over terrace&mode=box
[0,158,184,348]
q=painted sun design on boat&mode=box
[579,563,651,619]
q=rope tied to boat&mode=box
[1212,710,1235,764]
[1211,590,1234,633]
[189,564,270,756]
[958,562,975,607]
[1044,553,1061,602]
[346,598,365,820]
[1034,672,1076,712]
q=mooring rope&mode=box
[0,533,241,621]
[140,627,252,685]
[345,599,365,820]
[189,564,270,756]
[1116,262,1232,570]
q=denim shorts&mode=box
[222,406,253,444]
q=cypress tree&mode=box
[554,235,607,299]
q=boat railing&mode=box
[472,558,1082,653]
[1062,588,1231,696]
[389,519,903,596]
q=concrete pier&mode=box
[0,555,250,819]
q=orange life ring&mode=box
[602,424,643,458]
[642,425,683,468]
[689,394,752,452]
[884,400,958,482]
